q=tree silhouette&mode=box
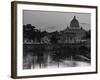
[50,31,59,44]
[82,30,91,39]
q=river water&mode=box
[23,53,90,69]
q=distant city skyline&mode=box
[23,10,91,32]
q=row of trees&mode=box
[23,24,60,43]
[23,24,91,44]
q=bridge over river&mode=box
[23,42,89,51]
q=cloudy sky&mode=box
[23,10,91,32]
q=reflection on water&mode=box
[23,44,91,69]
[23,52,90,69]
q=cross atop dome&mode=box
[74,16,76,19]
